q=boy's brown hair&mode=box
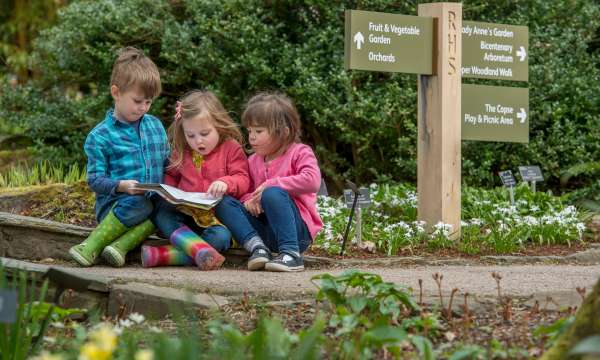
[110,47,161,99]
[168,90,243,170]
[242,92,301,149]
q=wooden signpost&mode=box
[345,3,530,239]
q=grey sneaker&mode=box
[247,247,272,271]
[264,253,304,272]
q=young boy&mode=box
[69,47,169,267]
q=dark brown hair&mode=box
[242,92,301,150]
[110,47,161,99]
[168,90,243,170]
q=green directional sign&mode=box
[344,10,433,74]
[462,84,529,143]
[462,21,528,81]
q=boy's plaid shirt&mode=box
[85,110,169,193]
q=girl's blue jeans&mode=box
[214,186,311,255]
[98,194,231,252]
[152,198,231,252]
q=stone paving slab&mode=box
[71,263,600,302]
[3,257,600,317]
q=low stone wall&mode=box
[0,212,92,261]
[0,212,255,266]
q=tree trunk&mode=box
[541,276,600,359]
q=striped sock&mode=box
[141,245,194,268]
[170,226,225,270]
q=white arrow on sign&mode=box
[354,32,364,50]
[516,46,527,62]
[517,108,527,123]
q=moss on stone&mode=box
[541,278,600,359]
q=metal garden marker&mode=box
[518,166,544,193]
[0,290,17,323]
[498,170,517,205]
[343,186,372,247]
[340,181,360,256]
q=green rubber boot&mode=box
[101,220,156,267]
[69,211,128,266]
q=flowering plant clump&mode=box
[314,183,588,255]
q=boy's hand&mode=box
[244,198,263,217]
[117,180,145,195]
[207,180,228,198]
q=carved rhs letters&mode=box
[448,10,457,75]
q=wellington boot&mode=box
[69,211,128,266]
[141,245,194,268]
[102,220,156,267]
[170,226,225,270]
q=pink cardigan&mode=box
[164,139,250,199]
[241,143,323,240]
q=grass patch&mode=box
[0,161,85,188]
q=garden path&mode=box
[70,263,599,306]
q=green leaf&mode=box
[569,335,600,356]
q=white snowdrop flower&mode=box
[484,229,492,235]
[522,216,538,226]
[482,200,492,205]
[576,223,586,237]
[530,205,540,212]
[370,183,378,189]
[399,222,411,231]
[413,220,426,233]
[113,325,123,335]
[129,312,145,324]
[541,215,553,224]
[432,222,452,236]
[517,199,528,206]
[470,218,483,226]
[119,319,134,328]
[498,222,509,232]
[461,220,469,227]
[149,326,162,333]
[51,322,65,329]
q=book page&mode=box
[160,184,219,205]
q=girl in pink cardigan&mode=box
[215,92,323,272]
[142,90,250,270]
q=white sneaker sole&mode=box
[247,257,269,271]
[264,262,304,272]
[68,247,92,267]
[101,246,125,267]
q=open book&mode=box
[133,183,221,210]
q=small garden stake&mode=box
[340,180,360,256]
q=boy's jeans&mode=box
[215,187,311,255]
[152,198,231,252]
[97,194,158,227]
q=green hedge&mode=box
[1,0,599,195]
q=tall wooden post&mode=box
[417,2,462,238]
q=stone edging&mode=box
[0,257,228,318]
